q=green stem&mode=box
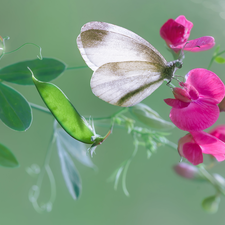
[208,50,225,70]
[198,166,225,197]
[36,130,55,188]
[29,127,56,213]
[66,66,88,70]
[122,136,139,196]
[91,108,128,121]
[30,102,128,122]
[111,107,128,118]
[5,42,42,59]
[164,140,177,150]
[30,102,52,115]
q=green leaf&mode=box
[0,82,32,131]
[130,103,174,130]
[202,195,220,213]
[32,74,94,144]
[213,45,220,56]
[107,165,125,190]
[0,143,19,168]
[214,56,225,64]
[56,138,81,200]
[0,58,66,85]
[56,128,95,168]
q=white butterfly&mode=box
[77,21,182,107]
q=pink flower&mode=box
[209,125,225,143]
[160,15,215,53]
[164,68,225,131]
[178,131,225,165]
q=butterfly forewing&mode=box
[91,61,165,107]
[77,21,167,71]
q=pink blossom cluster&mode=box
[160,16,225,165]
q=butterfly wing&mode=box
[91,61,165,107]
[77,21,167,71]
[77,21,168,107]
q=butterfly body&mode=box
[77,22,182,107]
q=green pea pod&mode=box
[32,71,94,144]
[31,68,111,153]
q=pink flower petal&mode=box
[173,87,192,102]
[190,131,225,155]
[160,19,186,47]
[183,36,215,52]
[209,125,225,142]
[179,82,199,100]
[213,154,225,161]
[178,133,194,157]
[164,98,190,108]
[169,99,220,131]
[182,142,203,165]
[185,68,225,103]
[175,15,193,40]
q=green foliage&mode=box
[56,136,82,200]
[0,82,32,131]
[1,23,225,215]
[214,45,220,56]
[214,56,225,64]
[130,103,174,130]
[0,143,19,168]
[202,195,220,213]
[56,128,95,168]
[0,58,66,85]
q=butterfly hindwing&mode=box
[91,61,165,107]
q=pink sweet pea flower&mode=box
[160,15,215,53]
[164,68,225,131]
[178,131,225,165]
[209,125,225,143]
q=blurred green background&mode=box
[1,0,225,224]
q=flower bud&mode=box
[173,162,199,179]
[202,195,220,213]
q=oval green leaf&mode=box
[57,138,81,200]
[0,143,19,168]
[215,56,225,64]
[0,58,66,85]
[202,195,220,213]
[32,74,94,143]
[56,128,95,168]
[0,82,32,131]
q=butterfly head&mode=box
[174,60,183,69]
